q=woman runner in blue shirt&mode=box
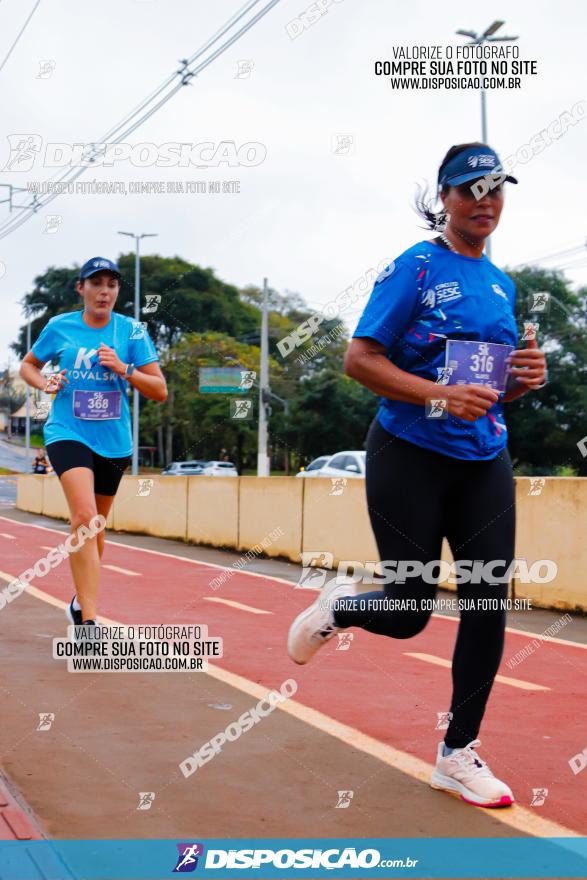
[288,143,547,808]
[20,257,167,629]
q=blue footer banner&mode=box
[0,838,586,879]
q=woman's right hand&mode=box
[444,384,500,422]
[44,369,68,394]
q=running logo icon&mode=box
[43,215,62,234]
[143,294,161,314]
[336,633,354,651]
[335,790,354,809]
[297,551,333,589]
[37,712,55,731]
[173,843,204,872]
[529,292,550,313]
[137,792,155,810]
[436,367,453,385]
[3,134,42,171]
[522,322,538,342]
[528,478,545,497]
[239,370,256,389]
[37,60,56,79]
[329,477,347,496]
[130,321,147,340]
[426,399,448,419]
[435,711,453,731]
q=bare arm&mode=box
[126,361,168,402]
[96,345,167,402]
[344,338,500,422]
[20,352,58,391]
[344,337,439,405]
[502,379,529,403]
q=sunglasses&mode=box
[453,181,504,199]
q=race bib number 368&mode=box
[444,340,514,392]
[73,390,122,420]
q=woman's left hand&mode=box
[507,336,547,390]
[98,342,127,377]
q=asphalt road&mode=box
[0,506,585,846]
[0,438,36,473]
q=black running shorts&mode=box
[46,440,131,496]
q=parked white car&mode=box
[295,455,331,477]
[296,451,366,478]
[201,461,239,477]
[161,460,207,476]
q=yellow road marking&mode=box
[0,570,580,839]
[203,596,272,615]
[405,652,550,691]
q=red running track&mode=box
[0,515,585,836]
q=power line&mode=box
[0,0,41,75]
[512,240,587,268]
[0,0,282,240]
[100,0,263,146]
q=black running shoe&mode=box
[83,620,103,636]
[66,597,83,626]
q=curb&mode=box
[0,771,46,841]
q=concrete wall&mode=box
[16,474,43,515]
[302,478,378,565]
[113,476,187,540]
[16,474,587,612]
[187,477,239,548]
[239,477,303,561]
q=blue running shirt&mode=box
[32,311,159,458]
[353,240,518,460]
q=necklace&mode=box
[438,229,484,257]
[439,233,456,252]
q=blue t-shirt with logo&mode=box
[353,240,518,460]
[32,311,159,458]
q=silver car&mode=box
[200,461,239,477]
[161,460,207,476]
[296,451,366,478]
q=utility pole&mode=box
[455,20,519,261]
[118,230,158,475]
[25,315,31,462]
[257,277,270,476]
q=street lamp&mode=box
[455,20,518,260]
[118,231,158,475]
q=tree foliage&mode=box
[11,256,587,473]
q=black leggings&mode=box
[333,418,515,748]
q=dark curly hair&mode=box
[414,142,490,231]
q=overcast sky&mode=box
[1,0,586,368]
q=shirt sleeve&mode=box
[31,318,57,363]
[352,260,421,350]
[129,322,159,367]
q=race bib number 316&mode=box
[444,340,514,392]
[73,390,122,420]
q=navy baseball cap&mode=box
[79,257,121,281]
[438,146,518,189]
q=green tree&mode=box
[505,267,587,474]
[12,254,260,358]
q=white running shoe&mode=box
[430,739,514,807]
[287,579,354,665]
